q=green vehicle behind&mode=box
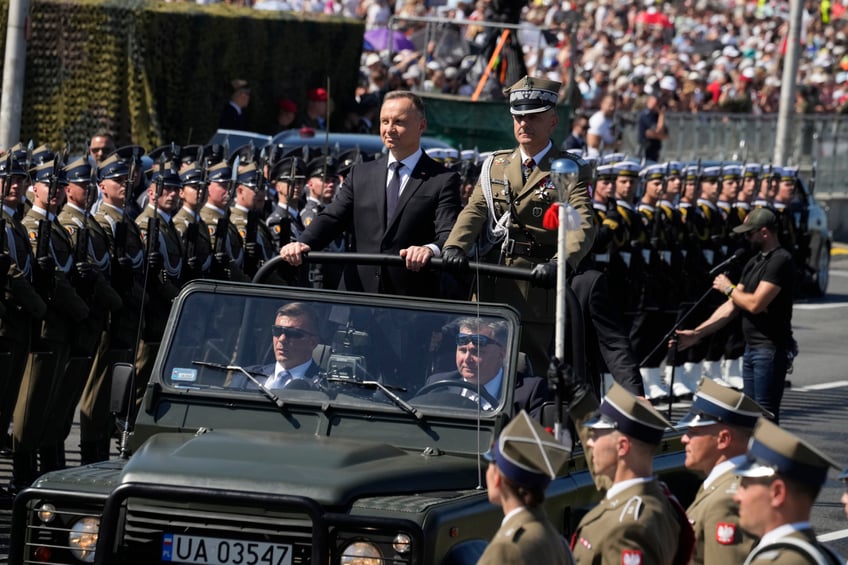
[11,272,697,565]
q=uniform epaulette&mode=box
[619,495,644,522]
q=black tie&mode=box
[523,158,536,182]
[386,161,402,220]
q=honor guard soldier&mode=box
[57,157,123,465]
[565,380,695,564]
[589,164,617,270]
[753,165,779,209]
[200,161,250,282]
[442,75,595,373]
[0,154,47,473]
[174,160,214,281]
[773,166,803,283]
[717,165,742,224]
[734,419,844,564]
[266,156,306,248]
[478,410,575,565]
[676,378,771,565]
[230,162,279,278]
[299,156,345,289]
[739,164,760,212]
[607,161,644,319]
[135,161,184,403]
[15,159,91,486]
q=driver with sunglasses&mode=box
[419,317,549,417]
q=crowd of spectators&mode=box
[177,0,848,119]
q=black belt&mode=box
[504,238,555,259]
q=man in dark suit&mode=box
[219,79,250,131]
[230,302,322,390]
[279,90,461,298]
[421,317,549,417]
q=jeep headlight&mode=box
[68,516,100,563]
[340,540,383,565]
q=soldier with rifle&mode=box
[135,157,184,404]
[0,153,47,484]
[15,156,90,488]
[52,157,123,463]
[174,149,214,282]
[92,153,147,458]
[230,160,281,280]
[267,156,306,248]
[200,160,250,282]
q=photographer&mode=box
[637,92,669,162]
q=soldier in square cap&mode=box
[567,382,695,564]
[267,156,306,248]
[298,156,344,288]
[173,160,214,281]
[199,161,249,281]
[441,75,594,373]
[734,419,844,564]
[230,162,279,278]
[478,410,575,565]
[676,378,771,565]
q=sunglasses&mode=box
[271,326,314,340]
[455,334,502,348]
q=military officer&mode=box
[298,156,344,289]
[15,159,90,485]
[135,162,184,404]
[442,75,595,374]
[0,154,47,470]
[734,419,844,564]
[56,156,122,465]
[266,156,306,248]
[230,162,279,278]
[676,378,770,565]
[200,161,249,282]
[567,381,694,564]
[479,410,574,565]
[174,160,214,281]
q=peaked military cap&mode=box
[148,144,183,164]
[676,378,772,430]
[306,156,337,179]
[236,162,261,188]
[664,161,683,177]
[148,161,182,188]
[743,163,761,178]
[721,164,743,180]
[107,145,146,163]
[733,207,777,234]
[683,165,699,181]
[735,418,839,486]
[97,153,130,181]
[30,144,55,169]
[460,149,480,163]
[484,410,570,490]
[228,144,261,166]
[584,382,673,445]
[337,148,362,176]
[179,162,204,185]
[64,156,94,184]
[0,152,28,175]
[640,163,666,180]
[505,75,562,116]
[32,160,68,185]
[599,152,628,165]
[701,166,722,181]
[595,164,615,180]
[206,161,232,183]
[780,166,798,181]
[270,156,306,181]
[613,161,641,178]
[180,144,221,166]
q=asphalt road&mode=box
[1,252,848,562]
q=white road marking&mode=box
[818,528,848,542]
[795,302,848,310]
[829,270,848,277]
[794,380,848,391]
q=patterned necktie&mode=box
[386,161,402,220]
[266,370,290,390]
[523,158,536,182]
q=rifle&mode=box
[182,147,208,278]
[243,150,265,275]
[145,154,166,284]
[34,152,64,297]
[212,156,238,278]
[0,152,13,288]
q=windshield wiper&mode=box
[193,361,285,410]
[325,377,422,421]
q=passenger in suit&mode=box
[279,90,461,298]
[478,410,574,565]
[230,302,322,390]
[421,317,549,417]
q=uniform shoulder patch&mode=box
[304,217,312,226]
[621,549,643,564]
[273,225,280,234]
[28,230,37,241]
[66,226,76,236]
[619,496,644,522]
[715,522,736,545]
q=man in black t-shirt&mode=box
[674,208,794,423]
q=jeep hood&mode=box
[121,430,483,506]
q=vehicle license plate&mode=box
[161,533,293,565]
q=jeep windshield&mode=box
[158,283,521,418]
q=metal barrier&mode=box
[615,112,848,195]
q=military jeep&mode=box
[11,274,696,565]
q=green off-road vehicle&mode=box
[10,260,697,565]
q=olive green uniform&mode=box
[445,148,594,374]
[136,206,183,402]
[200,203,249,282]
[173,206,213,280]
[686,463,756,565]
[478,506,573,565]
[230,205,283,283]
[744,529,843,565]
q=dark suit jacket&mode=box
[299,152,461,297]
[219,102,247,131]
[424,369,549,418]
[570,265,644,397]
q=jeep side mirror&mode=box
[110,362,135,420]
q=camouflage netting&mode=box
[0,0,364,153]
